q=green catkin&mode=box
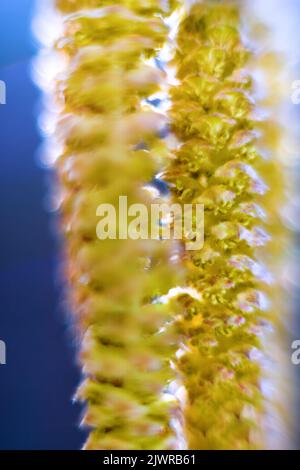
[163,1,285,449]
[53,0,181,450]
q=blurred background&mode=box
[0,0,300,450]
[0,0,85,449]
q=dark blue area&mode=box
[0,0,35,67]
[0,1,85,450]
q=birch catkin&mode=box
[163,1,286,449]
[53,0,181,450]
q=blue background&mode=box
[0,0,86,449]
